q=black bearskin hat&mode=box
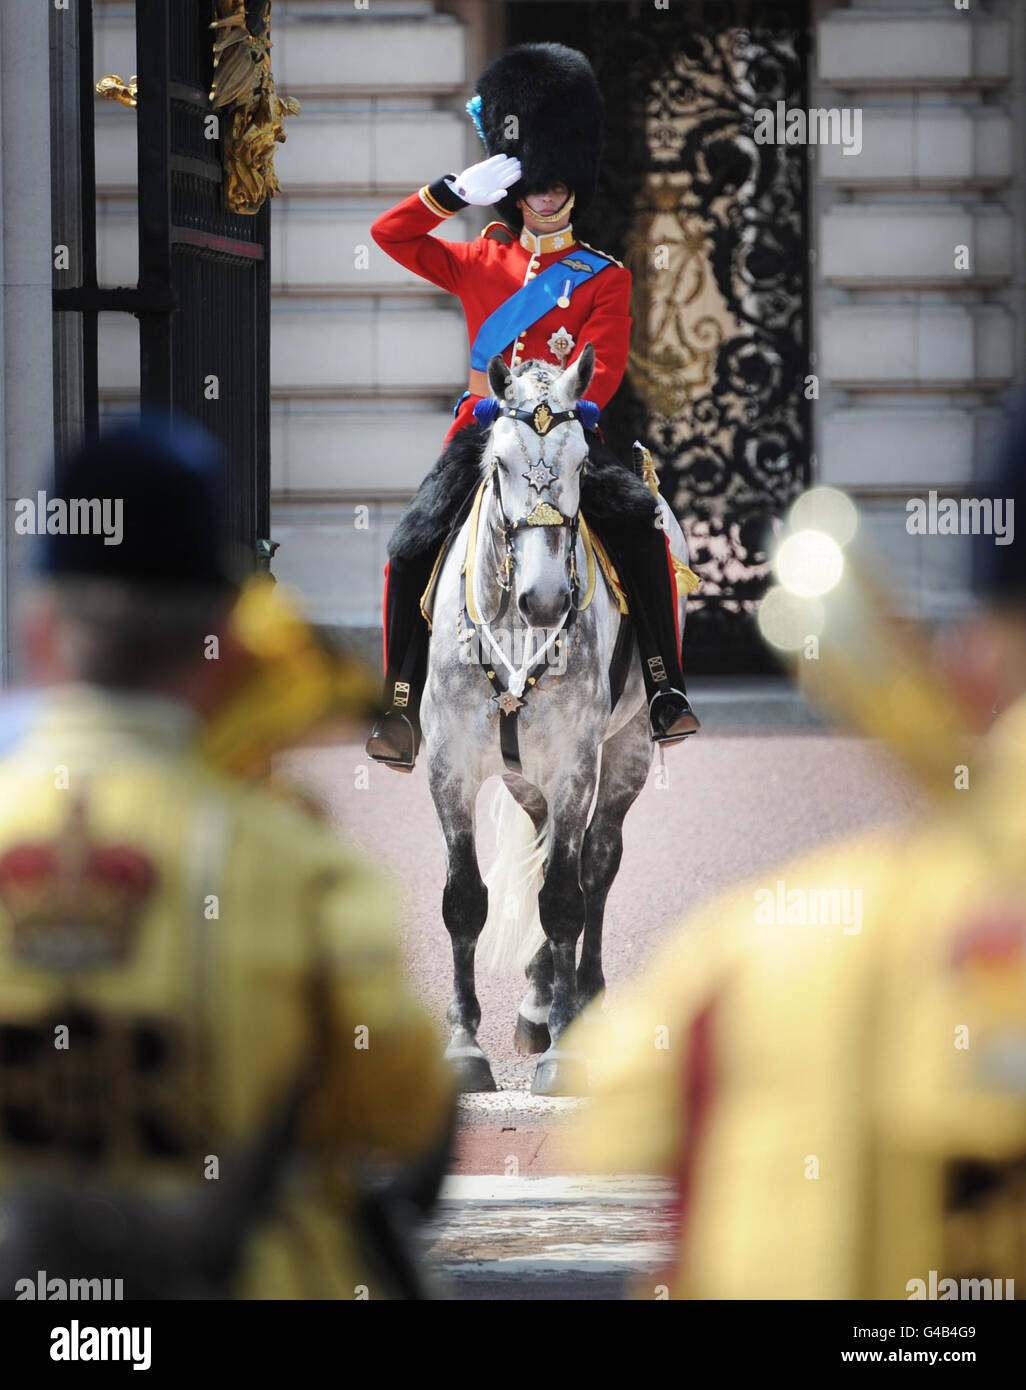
[468,43,604,230]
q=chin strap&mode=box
[522,191,576,225]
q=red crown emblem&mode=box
[0,795,157,971]
[951,908,1026,972]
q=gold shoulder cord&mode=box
[577,239,625,269]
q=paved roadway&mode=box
[284,687,922,1098]
[284,685,925,1295]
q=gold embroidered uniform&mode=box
[0,687,452,1299]
[565,697,1026,1299]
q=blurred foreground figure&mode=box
[565,414,1026,1300]
[0,419,452,1298]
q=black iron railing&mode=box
[51,0,270,562]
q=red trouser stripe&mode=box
[664,531,682,655]
[381,559,391,676]
[667,997,718,1293]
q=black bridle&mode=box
[497,402,587,434]
[457,395,633,772]
[461,391,636,772]
[484,398,587,606]
[457,397,592,771]
[487,465,582,608]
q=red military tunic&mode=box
[370,176,632,444]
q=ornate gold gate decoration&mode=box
[617,21,808,664]
[95,74,138,109]
[625,179,727,422]
[96,2,300,216]
[210,1,300,215]
[513,1,810,667]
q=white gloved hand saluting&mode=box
[446,154,522,207]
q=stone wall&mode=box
[85,0,1026,647]
[265,0,484,628]
[1,0,55,678]
[810,0,1024,620]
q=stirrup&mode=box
[648,688,700,745]
[366,710,418,772]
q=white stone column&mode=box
[0,0,55,681]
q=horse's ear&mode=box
[488,353,513,401]
[557,341,595,403]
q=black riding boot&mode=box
[365,552,434,771]
[597,525,700,744]
[367,424,490,770]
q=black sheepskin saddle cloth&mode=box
[387,424,660,562]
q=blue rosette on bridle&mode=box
[576,399,601,430]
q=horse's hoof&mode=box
[531,1050,588,1097]
[445,1050,497,1093]
[514,1014,551,1056]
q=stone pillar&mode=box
[0,0,56,681]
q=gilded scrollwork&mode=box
[95,2,298,216]
[95,74,138,109]
[591,12,807,658]
[209,0,300,215]
[624,179,727,420]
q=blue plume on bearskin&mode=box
[465,93,487,146]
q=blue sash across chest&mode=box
[470,248,612,371]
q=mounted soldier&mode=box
[366,41,700,772]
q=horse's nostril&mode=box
[519,587,569,624]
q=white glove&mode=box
[446,153,522,207]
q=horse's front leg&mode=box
[578,710,652,1008]
[515,941,552,1055]
[431,765,495,1093]
[531,765,596,1096]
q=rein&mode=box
[458,396,623,773]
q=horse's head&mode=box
[481,343,595,629]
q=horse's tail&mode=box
[477,783,549,975]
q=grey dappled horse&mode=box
[421,345,691,1096]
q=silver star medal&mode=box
[524,459,556,491]
[495,689,524,716]
[547,325,575,364]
